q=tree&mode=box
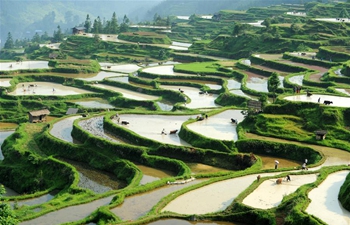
[84,14,92,33]
[339,8,350,19]
[41,31,50,42]
[259,94,268,109]
[32,32,41,43]
[119,15,130,33]
[53,25,63,43]
[158,49,167,59]
[4,32,14,49]
[103,20,111,33]
[166,16,171,26]
[0,185,19,225]
[92,16,102,34]
[290,23,302,34]
[262,18,271,28]
[93,33,100,44]
[232,23,248,36]
[268,72,281,103]
[110,12,118,34]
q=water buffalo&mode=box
[323,100,333,105]
[121,120,129,125]
[197,116,204,121]
[169,129,178,134]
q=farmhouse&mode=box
[28,109,50,123]
[72,26,86,35]
[314,130,327,140]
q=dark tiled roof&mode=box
[315,130,327,135]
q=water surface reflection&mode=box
[113,114,192,146]
[70,99,115,109]
[93,84,160,101]
[306,171,350,225]
[8,82,94,96]
[0,78,12,87]
[136,164,175,185]
[50,116,82,143]
[58,158,127,193]
[288,75,304,86]
[284,94,350,108]
[111,179,205,221]
[160,85,220,109]
[0,130,15,160]
[186,110,245,142]
[246,77,268,93]
[226,79,241,90]
[78,71,126,81]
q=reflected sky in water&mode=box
[0,130,14,160]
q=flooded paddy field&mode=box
[161,172,281,215]
[186,109,245,142]
[306,170,350,225]
[78,116,126,144]
[50,116,82,143]
[0,129,15,160]
[7,82,94,96]
[160,78,222,90]
[77,71,127,81]
[284,94,350,108]
[110,179,205,221]
[160,85,220,109]
[226,79,242,90]
[335,88,350,96]
[243,174,317,209]
[288,75,304,86]
[111,114,192,146]
[229,90,257,100]
[245,133,350,168]
[0,78,12,87]
[10,192,56,208]
[135,164,175,185]
[20,195,115,225]
[99,63,141,73]
[242,71,269,93]
[0,61,49,71]
[93,83,160,101]
[57,158,127,193]
[69,98,115,109]
[142,65,191,76]
[259,155,301,170]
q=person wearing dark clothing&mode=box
[286,175,291,182]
